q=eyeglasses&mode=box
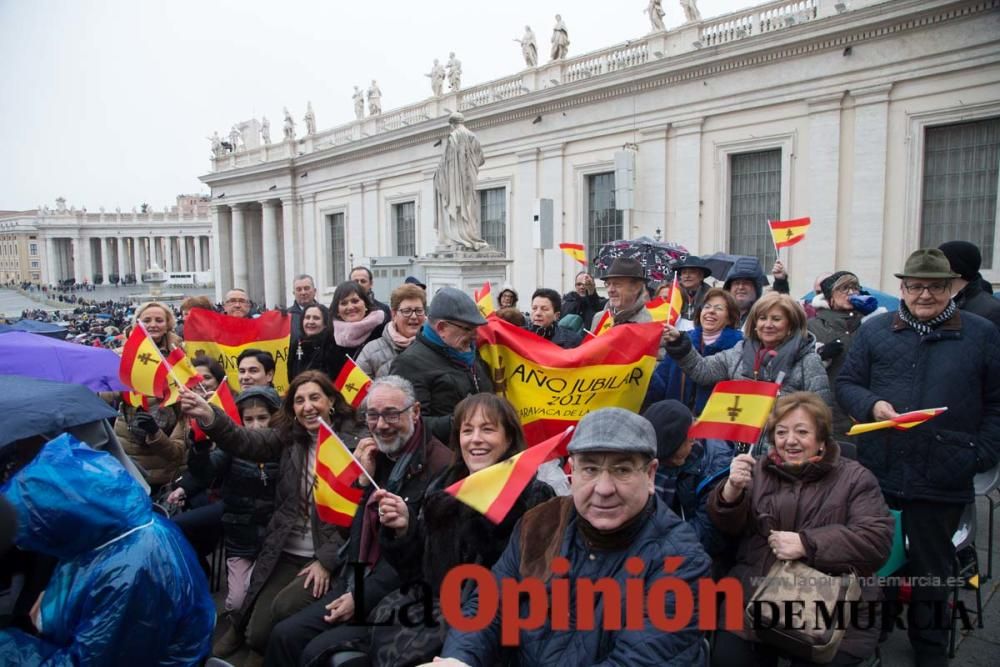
[902,282,949,296]
[397,307,425,318]
[701,304,727,313]
[445,320,476,334]
[834,283,861,294]
[574,461,650,482]
[364,402,414,426]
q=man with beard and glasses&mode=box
[265,376,452,667]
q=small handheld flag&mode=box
[558,243,587,266]
[332,356,372,410]
[475,282,496,318]
[314,419,371,527]
[689,380,781,443]
[190,382,242,441]
[647,274,682,325]
[768,217,811,250]
[592,309,613,336]
[445,427,572,523]
[846,407,947,437]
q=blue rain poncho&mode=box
[0,434,215,665]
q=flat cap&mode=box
[568,407,657,458]
[428,287,487,326]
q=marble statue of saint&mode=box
[514,26,537,67]
[550,15,569,61]
[425,59,445,97]
[446,53,462,92]
[368,80,382,116]
[647,0,666,31]
[283,107,295,141]
[229,125,241,151]
[304,101,316,135]
[261,116,271,144]
[353,86,365,120]
[434,113,487,251]
[208,131,223,157]
[680,0,701,23]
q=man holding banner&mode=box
[837,248,1000,665]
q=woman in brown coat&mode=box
[708,392,894,666]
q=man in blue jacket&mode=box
[439,407,711,666]
[837,248,1000,667]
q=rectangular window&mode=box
[587,172,623,272]
[29,243,38,255]
[326,213,346,284]
[393,201,416,256]
[30,260,39,269]
[479,187,507,253]
[920,117,1000,269]
[729,149,781,269]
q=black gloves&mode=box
[133,411,161,436]
[818,340,844,361]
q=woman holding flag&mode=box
[114,301,189,494]
[178,370,363,661]
[663,292,832,406]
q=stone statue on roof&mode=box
[434,112,488,251]
[515,26,538,67]
[550,14,569,60]
[680,0,702,23]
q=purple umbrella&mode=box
[0,331,127,392]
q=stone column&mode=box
[194,235,203,273]
[806,94,843,277]
[179,237,189,272]
[347,184,365,265]
[847,84,892,287]
[280,199,296,299]
[299,195,317,279]
[213,206,232,302]
[100,238,111,284]
[231,205,249,290]
[116,237,127,282]
[418,169,436,256]
[165,237,175,272]
[72,238,84,284]
[261,200,281,308]
[361,180,379,257]
[45,237,59,285]
[669,119,703,250]
[132,237,142,282]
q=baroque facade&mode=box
[0,196,214,285]
[201,0,1000,305]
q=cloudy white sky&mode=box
[0,0,747,211]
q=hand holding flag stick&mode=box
[846,406,947,436]
[319,418,381,491]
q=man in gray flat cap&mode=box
[390,287,493,442]
[439,407,711,666]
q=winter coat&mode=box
[654,439,733,556]
[115,403,188,489]
[645,326,743,414]
[442,495,712,666]
[199,408,362,632]
[835,309,1000,504]
[522,322,584,349]
[667,332,833,406]
[389,332,494,442]
[0,434,214,666]
[679,283,711,321]
[287,300,316,381]
[287,331,344,382]
[707,441,894,660]
[954,279,1000,329]
[356,325,411,379]
[807,300,865,437]
[561,291,607,327]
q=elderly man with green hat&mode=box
[837,248,1000,666]
[439,407,711,666]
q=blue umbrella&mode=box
[800,287,900,311]
[0,332,126,392]
[0,375,117,449]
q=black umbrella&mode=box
[0,375,117,449]
[594,236,688,283]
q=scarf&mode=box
[387,321,414,350]
[358,419,425,568]
[526,322,556,340]
[577,496,656,551]
[332,310,385,348]
[739,333,807,384]
[421,321,476,368]
[612,293,648,325]
[898,300,957,336]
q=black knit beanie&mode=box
[938,241,981,282]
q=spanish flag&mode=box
[478,318,662,443]
[314,420,365,527]
[846,407,948,437]
[190,381,242,442]
[768,217,811,250]
[161,347,204,406]
[121,391,150,410]
[689,380,781,443]
[558,243,587,266]
[592,309,613,336]
[646,275,682,325]
[119,323,171,399]
[332,356,372,409]
[446,427,572,523]
[184,308,292,395]
[474,282,496,318]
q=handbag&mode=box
[744,558,861,664]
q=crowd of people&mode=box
[2,238,999,667]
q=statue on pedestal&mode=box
[647,0,666,31]
[208,131,223,157]
[446,53,462,91]
[283,107,296,141]
[550,14,569,61]
[367,80,382,116]
[425,59,445,97]
[304,101,316,135]
[261,116,271,144]
[514,26,537,67]
[353,86,365,119]
[229,125,242,152]
[434,113,487,251]
[680,0,701,23]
